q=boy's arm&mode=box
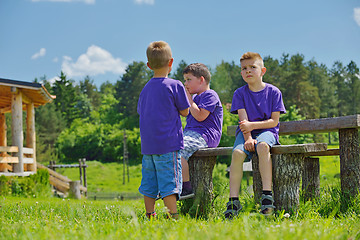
[186,89,210,122]
[179,108,189,117]
[239,111,280,134]
[238,109,257,152]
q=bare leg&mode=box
[257,142,272,191]
[181,156,190,182]
[229,149,247,197]
[163,194,178,219]
[144,195,156,213]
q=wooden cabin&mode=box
[0,78,55,176]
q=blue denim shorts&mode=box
[233,131,277,162]
[179,130,208,161]
[138,151,182,199]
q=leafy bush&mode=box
[0,169,51,197]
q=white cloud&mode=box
[31,48,46,60]
[47,76,60,85]
[354,8,360,27]
[134,0,154,5]
[61,45,127,77]
[53,57,59,63]
[31,0,95,4]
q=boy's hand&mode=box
[244,138,257,152]
[239,120,253,134]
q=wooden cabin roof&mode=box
[0,78,55,113]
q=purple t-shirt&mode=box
[230,83,286,142]
[184,90,223,148]
[137,77,190,155]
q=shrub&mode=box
[0,169,51,197]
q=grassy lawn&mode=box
[57,161,142,194]
[1,144,360,239]
[0,196,359,240]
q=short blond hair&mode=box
[146,41,172,69]
[240,52,264,68]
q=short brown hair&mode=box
[240,52,264,68]
[183,63,211,84]
[146,41,172,69]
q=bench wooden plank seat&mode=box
[193,143,329,157]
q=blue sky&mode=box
[1,0,360,87]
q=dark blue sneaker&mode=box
[179,188,195,200]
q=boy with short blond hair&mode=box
[225,52,286,218]
[179,63,223,199]
[138,41,190,219]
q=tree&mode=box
[52,72,80,126]
[171,60,188,82]
[331,61,351,116]
[115,61,152,129]
[307,60,337,118]
[280,54,321,119]
[211,61,242,104]
[79,76,101,110]
[346,61,360,114]
[263,56,282,87]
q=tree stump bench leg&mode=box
[302,157,320,201]
[272,153,303,212]
[252,154,304,212]
[181,155,216,217]
[339,128,360,198]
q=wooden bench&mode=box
[185,114,360,214]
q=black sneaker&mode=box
[179,188,195,200]
[260,194,275,216]
[224,200,242,219]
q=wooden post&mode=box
[11,87,24,173]
[302,157,320,201]
[79,159,83,185]
[26,103,36,172]
[82,158,87,197]
[69,181,81,199]
[339,128,360,197]
[272,153,303,212]
[123,129,128,184]
[0,113,7,172]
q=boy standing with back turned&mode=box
[137,41,190,219]
[224,52,286,219]
[179,63,223,199]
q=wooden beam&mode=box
[49,175,70,193]
[279,115,360,135]
[0,157,19,163]
[11,89,24,173]
[271,143,328,155]
[0,146,19,152]
[0,113,7,173]
[37,163,72,183]
[23,147,34,154]
[227,114,360,136]
[0,113,6,148]
[0,107,12,114]
[26,103,36,172]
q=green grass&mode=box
[0,196,359,240]
[57,161,142,194]
[2,144,360,239]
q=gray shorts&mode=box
[179,130,208,160]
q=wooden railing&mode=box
[0,146,34,163]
